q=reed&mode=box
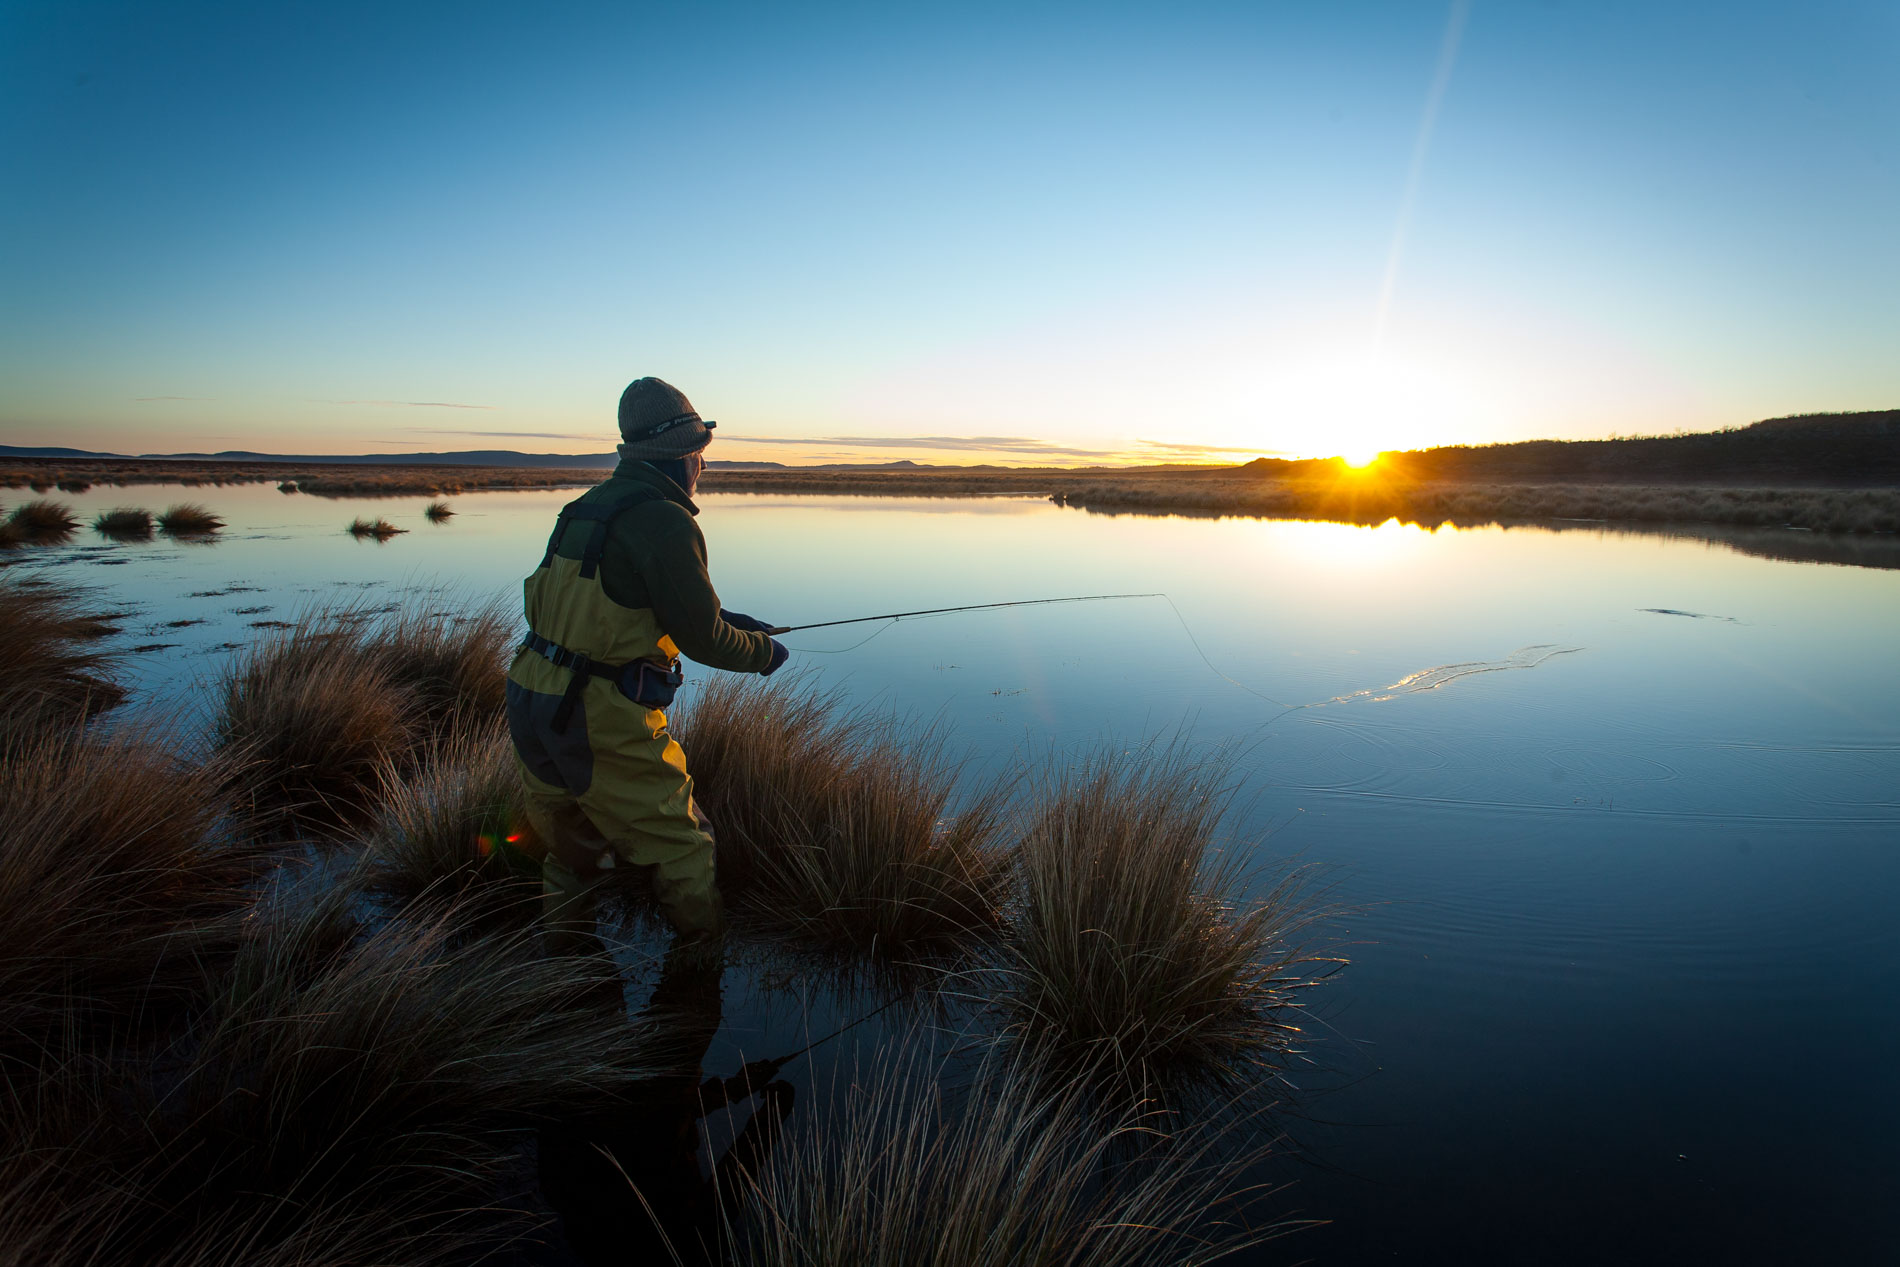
[722,1040,1284,1267]
[1001,749,1327,1082]
[92,506,154,539]
[0,576,127,729]
[349,515,408,539]
[676,675,1013,953]
[0,729,256,1064]
[424,499,455,520]
[6,497,78,538]
[156,502,223,534]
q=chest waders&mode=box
[505,481,725,943]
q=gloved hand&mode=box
[720,608,774,634]
[761,638,790,677]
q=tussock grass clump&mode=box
[165,888,657,1174]
[0,730,255,1063]
[368,598,516,729]
[7,497,78,538]
[0,576,127,728]
[423,499,454,521]
[156,502,223,534]
[678,675,1013,952]
[216,631,417,823]
[214,599,516,820]
[364,721,540,901]
[1,890,660,1265]
[276,480,298,493]
[1003,750,1325,1081]
[724,1041,1282,1267]
[350,515,407,539]
[92,506,154,539]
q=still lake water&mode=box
[16,482,1900,1263]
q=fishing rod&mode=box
[766,592,1161,636]
[722,994,907,1092]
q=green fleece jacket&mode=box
[546,459,773,673]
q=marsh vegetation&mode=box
[349,514,408,539]
[156,501,224,535]
[0,573,1328,1264]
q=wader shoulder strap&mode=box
[538,484,666,578]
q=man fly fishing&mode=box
[505,376,789,959]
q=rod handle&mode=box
[767,626,791,636]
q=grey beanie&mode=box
[616,377,716,460]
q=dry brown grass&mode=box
[676,675,1014,954]
[424,499,455,521]
[1001,749,1328,1083]
[349,515,407,539]
[216,633,419,823]
[0,886,660,1266]
[0,576,127,729]
[0,729,256,1065]
[156,501,223,534]
[6,497,79,539]
[723,1039,1286,1267]
[363,720,542,902]
[92,506,154,538]
[214,598,515,823]
[1050,474,1900,535]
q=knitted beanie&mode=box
[616,377,715,460]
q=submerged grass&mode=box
[156,501,223,534]
[0,575,127,728]
[677,674,1013,954]
[1001,749,1329,1084]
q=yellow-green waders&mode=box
[505,485,722,956]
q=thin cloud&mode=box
[315,399,498,410]
[1134,438,1294,458]
[134,396,211,402]
[724,434,1120,460]
[395,427,602,441]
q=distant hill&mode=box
[0,444,936,472]
[5,409,1895,481]
[1374,409,1900,485]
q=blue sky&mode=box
[2,0,1895,464]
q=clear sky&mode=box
[2,0,1896,465]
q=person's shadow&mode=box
[537,940,795,1266]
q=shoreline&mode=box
[6,455,1898,537]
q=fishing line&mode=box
[1152,592,1307,715]
[787,619,901,655]
[767,592,1161,635]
